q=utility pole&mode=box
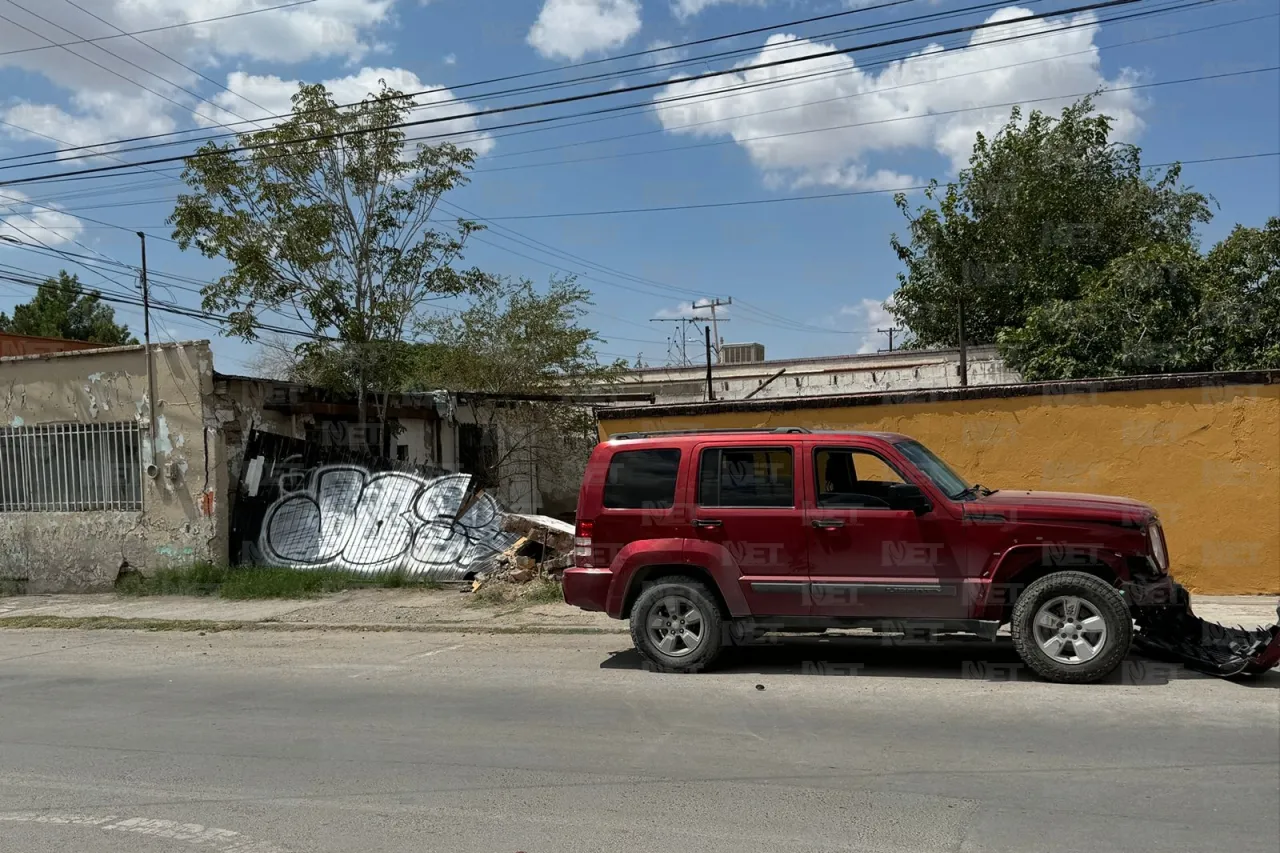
[957,295,969,388]
[704,325,715,402]
[137,231,159,475]
[695,297,732,362]
[650,318,692,365]
[877,326,903,351]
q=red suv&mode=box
[563,427,1185,683]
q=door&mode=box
[805,445,962,619]
[688,443,810,617]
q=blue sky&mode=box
[1,0,1277,373]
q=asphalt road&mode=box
[1,629,1277,853]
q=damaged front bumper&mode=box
[1126,578,1280,677]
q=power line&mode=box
[468,15,1277,174]
[474,150,1280,221]
[0,0,1215,197]
[41,40,1265,220]
[9,148,1271,339]
[0,0,318,59]
[336,66,1280,183]
[0,0,1033,172]
[0,0,929,164]
[0,0,257,129]
[55,0,277,122]
[438,198,703,298]
[388,0,1220,152]
[0,0,1146,188]
[414,0,1224,163]
[4,0,1193,188]
[4,0,1241,324]
[0,264,333,343]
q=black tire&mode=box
[630,577,725,673]
[1011,571,1132,684]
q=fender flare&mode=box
[976,543,1129,616]
[605,538,750,618]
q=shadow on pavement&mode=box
[600,634,1279,687]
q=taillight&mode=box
[575,520,594,568]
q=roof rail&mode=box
[609,427,811,440]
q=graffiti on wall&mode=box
[233,430,516,580]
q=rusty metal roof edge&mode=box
[214,373,656,408]
[0,338,209,364]
[595,370,1280,420]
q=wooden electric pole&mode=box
[705,325,715,402]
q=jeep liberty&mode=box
[562,427,1280,683]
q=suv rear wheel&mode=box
[1011,571,1132,684]
[630,577,725,673]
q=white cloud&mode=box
[654,298,729,319]
[194,67,495,156]
[527,0,642,61]
[0,0,394,152]
[653,7,1144,189]
[0,0,394,93]
[2,90,177,158]
[0,190,84,247]
[672,0,766,21]
[840,298,896,354]
[443,53,457,65]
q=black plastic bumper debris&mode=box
[1133,582,1280,677]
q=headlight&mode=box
[1147,522,1169,571]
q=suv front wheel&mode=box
[630,577,725,673]
[1011,571,1133,684]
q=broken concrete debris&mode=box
[470,513,577,592]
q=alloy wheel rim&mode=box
[647,595,705,658]
[1032,595,1109,665]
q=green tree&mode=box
[417,275,625,506]
[998,244,1208,380]
[168,80,495,429]
[0,270,136,344]
[889,97,1211,348]
[1199,217,1280,370]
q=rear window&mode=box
[603,449,682,509]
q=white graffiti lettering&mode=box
[257,465,517,579]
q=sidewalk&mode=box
[0,588,626,634]
[0,589,1275,634]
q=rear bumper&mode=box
[562,568,614,613]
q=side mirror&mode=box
[888,483,933,515]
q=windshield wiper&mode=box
[953,483,996,500]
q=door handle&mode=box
[811,518,845,529]
[692,518,723,528]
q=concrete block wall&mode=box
[0,341,226,592]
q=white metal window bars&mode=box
[0,422,142,512]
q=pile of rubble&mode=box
[471,514,576,587]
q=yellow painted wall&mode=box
[599,383,1280,595]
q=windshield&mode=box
[894,439,973,500]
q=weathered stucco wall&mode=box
[0,341,224,592]
[605,345,1019,405]
[597,378,1280,595]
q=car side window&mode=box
[603,449,681,509]
[699,446,794,508]
[815,448,907,509]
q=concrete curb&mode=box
[0,615,629,635]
